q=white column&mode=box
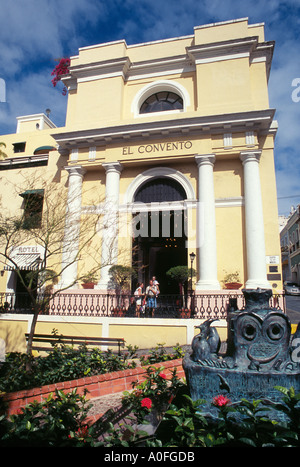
[60,165,86,289]
[97,162,123,290]
[195,155,221,290]
[240,151,270,289]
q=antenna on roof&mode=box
[45,108,51,118]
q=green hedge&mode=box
[0,342,138,393]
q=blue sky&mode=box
[0,0,299,216]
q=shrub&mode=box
[0,339,138,393]
[140,343,185,365]
[122,365,183,424]
[153,385,300,447]
[0,389,94,447]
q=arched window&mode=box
[140,92,183,114]
[131,80,190,118]
[134,177,187,203]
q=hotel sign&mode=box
[122,140,193,156]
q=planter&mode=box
[179,308,191,318]
[225,282,242,290]
[82,282,95,289]
[112,307,125,317]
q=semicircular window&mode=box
[140,91,183,114]
[134,177,187,203]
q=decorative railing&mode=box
[0,291,286,320]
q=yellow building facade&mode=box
[0,18,282,302]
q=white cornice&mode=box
[63,57,131,84]
[250,41,275,80]
[0,154,49,167]
[52,109,275,149]
[187,36,258,64]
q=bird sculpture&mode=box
[191,319,219,362]
[208,324,221,355]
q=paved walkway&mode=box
[85,345,189,423]
[87,391,125,423]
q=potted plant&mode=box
[166,265,196,316]
[81,272,97,289]
[109,265,137,315]
[222,271,242,290]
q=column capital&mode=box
[240,150,262,165]
[64,165,87,178]
[195,154,216,167]
[102,161,123,174]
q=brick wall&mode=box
[2,358,184,418]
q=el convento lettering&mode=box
[122,140,193,156]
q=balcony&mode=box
[0,291,286,320]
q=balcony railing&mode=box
[0,291,286,320]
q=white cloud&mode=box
[0,0,107,75]
[0,0,107,133]
[0,69,67,134]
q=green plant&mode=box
[154,389,208,447]
[222,270,241,285]
[166,265,196,306]
[153,387,300,447]
[140,343,185,365]
[81,271,98,283]
[273,386,300,432]
[166,266,196,292]
[96,419,149,447]
[109,264,137,293]
[0,389,94,447]
[122,366,183,424]
[0,330,138,393]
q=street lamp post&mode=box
[189,252,196,312]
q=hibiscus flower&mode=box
[141,397,152,409]
[212,395,231,407]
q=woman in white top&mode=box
[134,282,144,317]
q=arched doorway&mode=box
[132,177,187,294]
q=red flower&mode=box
[141,397,152,409]
[72,425,90,442]
[51,57,70,95]
[213,395,231,407]
[159,372,167,379]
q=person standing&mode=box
[146,279,159,316]
[134,282,144,317]
[151,276,160,307]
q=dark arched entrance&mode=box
[132,177,187,294]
